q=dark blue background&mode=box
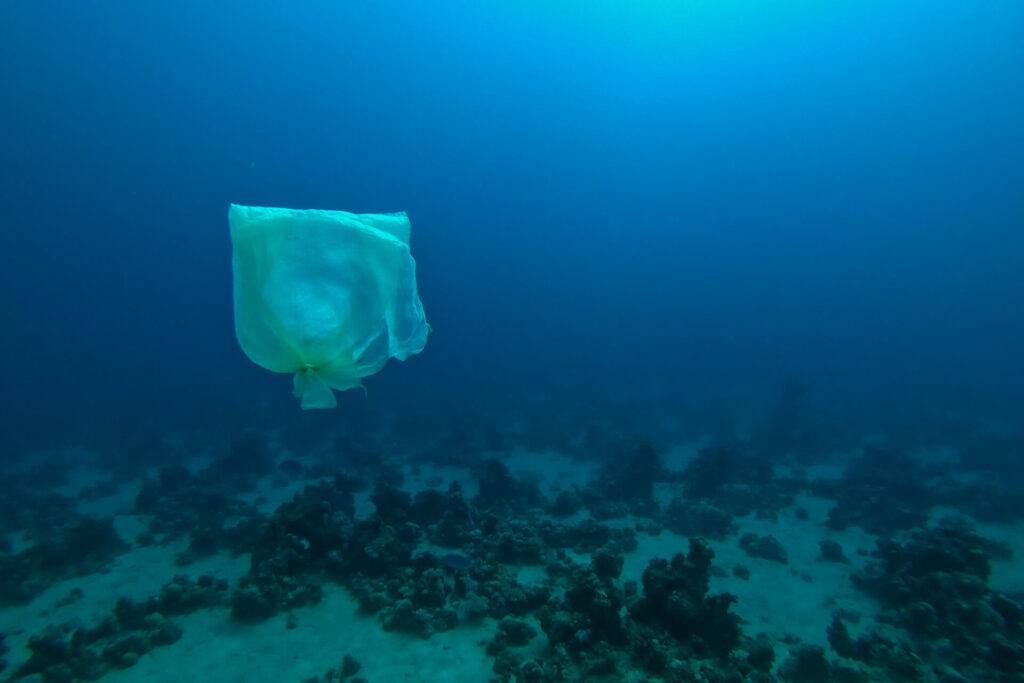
[1,0,1022,450]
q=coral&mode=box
[0,516,129,606]
[682,440,744,498]
[117,574,229,623]
[370,482,412,526]
[474,458,542,513]
[819,539,847,563]
[379,599,458,638]
[586,437,665,517]
[547,488,583,517]
[678,438,806,522]
[630,539,741,657]
[12,574,219,681]
[529,538,744,680]
[134,463,263,562]
[739,533,789,564]
[778,644,831,682]
[817,447,939,535]
[851,522,1024,680]
[230,476,356,620]
[662,499,736,539]
[422,482,478,547]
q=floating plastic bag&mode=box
[229,204,428,409]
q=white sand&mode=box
[100,585,494,683]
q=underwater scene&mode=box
[1,1,1023,681]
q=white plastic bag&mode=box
[229,204,428,409]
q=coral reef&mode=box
[489,539,751,681]
[134,461,264,564]
[814,447,939,535]
[11,574,225,681]
[231,475,357,620]
[739,533,789,564]
[0,517,128,607]
[849,522,1024,680]
[585,437,666,517]
[819,539,847,563]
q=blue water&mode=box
[1,0,1022,449]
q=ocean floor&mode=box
[1,438,1023,682]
